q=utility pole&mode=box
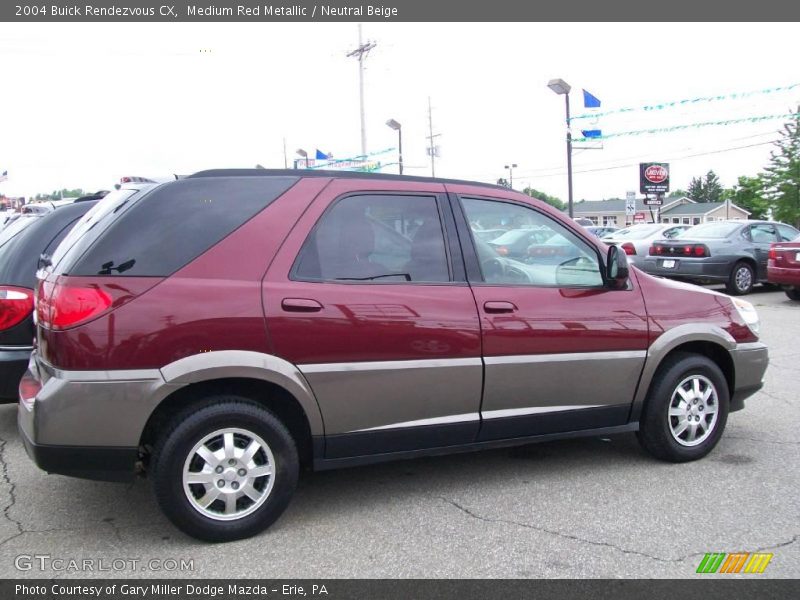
[282,137,288,169]
[426,96,441,177]
[347,24,376,157]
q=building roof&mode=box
[661,201,750,216]
[572,197,691,214]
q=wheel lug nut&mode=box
[232,482,239,490]
[217,480,225,487]
[228,459,236,466]
[215,466,223,474]
[238,468,247,476]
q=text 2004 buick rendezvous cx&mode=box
[19,170,768,541]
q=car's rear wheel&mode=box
[726,261,755,295]
[785,287,800,301]
[637,353,729,462]
[151,397,298,542]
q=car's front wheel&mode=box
[637,353,729,462]
[726,261,755,295]
[151,397,299,542]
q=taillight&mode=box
[768,245,777,260]
[694,245,709,257]
[37,279,112,330]
[51,284,112,330]
[0,286,34,331]
[649,245,664,255]
[621,242,636,256]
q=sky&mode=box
[0,22,798,201]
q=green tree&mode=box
[687,170,723,202]
[763,108,800,227]
[668,189,688,198]
[723,175,770,220]
[522,187,566,211]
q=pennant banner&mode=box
[571,112,800,143]
[570,82,800,121]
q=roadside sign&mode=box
[625,193,636,216]
[644,197,663,206]
[634,212,646,222]
[640,163,670,194]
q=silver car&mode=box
[603,223,689,267]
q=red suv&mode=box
[19,170,768,542]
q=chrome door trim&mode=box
[348,412,480,433]
[482,404,603,420]
[298,357,482,374]
[483,350,646,366]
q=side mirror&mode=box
[606,245,629,289]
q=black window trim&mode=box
[449,193,612,288]
[289,191,464,286]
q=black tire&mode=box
[725,261,755,295]
[151,397,299,542]
[637,352,729,463]
[786,287,800,301]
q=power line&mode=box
[507,139,778,183]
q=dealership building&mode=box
[571,196,750,226]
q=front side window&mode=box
[293,194,450,283]
[461,197,602,287]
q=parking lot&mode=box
[0,285,797,579]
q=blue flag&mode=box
[583,89,601,108]
[581,129,602,138]
[316,149,330,160]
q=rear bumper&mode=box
[19,424,138,482]
[729,341,769,412]
[639,257,732,281]
[18,352,171,482]
[0,347,31,402]
[767,265,800,287]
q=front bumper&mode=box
[639,256,732,281]
[729,341,769,412]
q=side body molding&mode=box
[159,350,325,436]
[630,324,737,421]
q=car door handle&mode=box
[281,298,323,312]
[483,301,517,314]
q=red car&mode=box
[19,170,768,542]
[768,234,800,300]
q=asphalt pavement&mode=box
[0,285,797,579]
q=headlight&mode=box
[732,297,760,336]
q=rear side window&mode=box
[292,194,451,283]
[62,177,297,277]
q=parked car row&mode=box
[16,169,768,542]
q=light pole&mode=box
[295,148,309,168]
[548,78,574,218]
[386,119,403,175]
[504,163,517,189]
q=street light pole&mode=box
[565,92,574,218]
[504,163,517,189]
[548,78,575,218]
[386,119,403,175]
[296,148,309,168]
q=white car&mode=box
[603,223,689,267]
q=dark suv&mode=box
[20,170,768,542]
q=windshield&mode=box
[677,222,740,239]
[0,215,38,250]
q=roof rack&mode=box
[186,168,505,190]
